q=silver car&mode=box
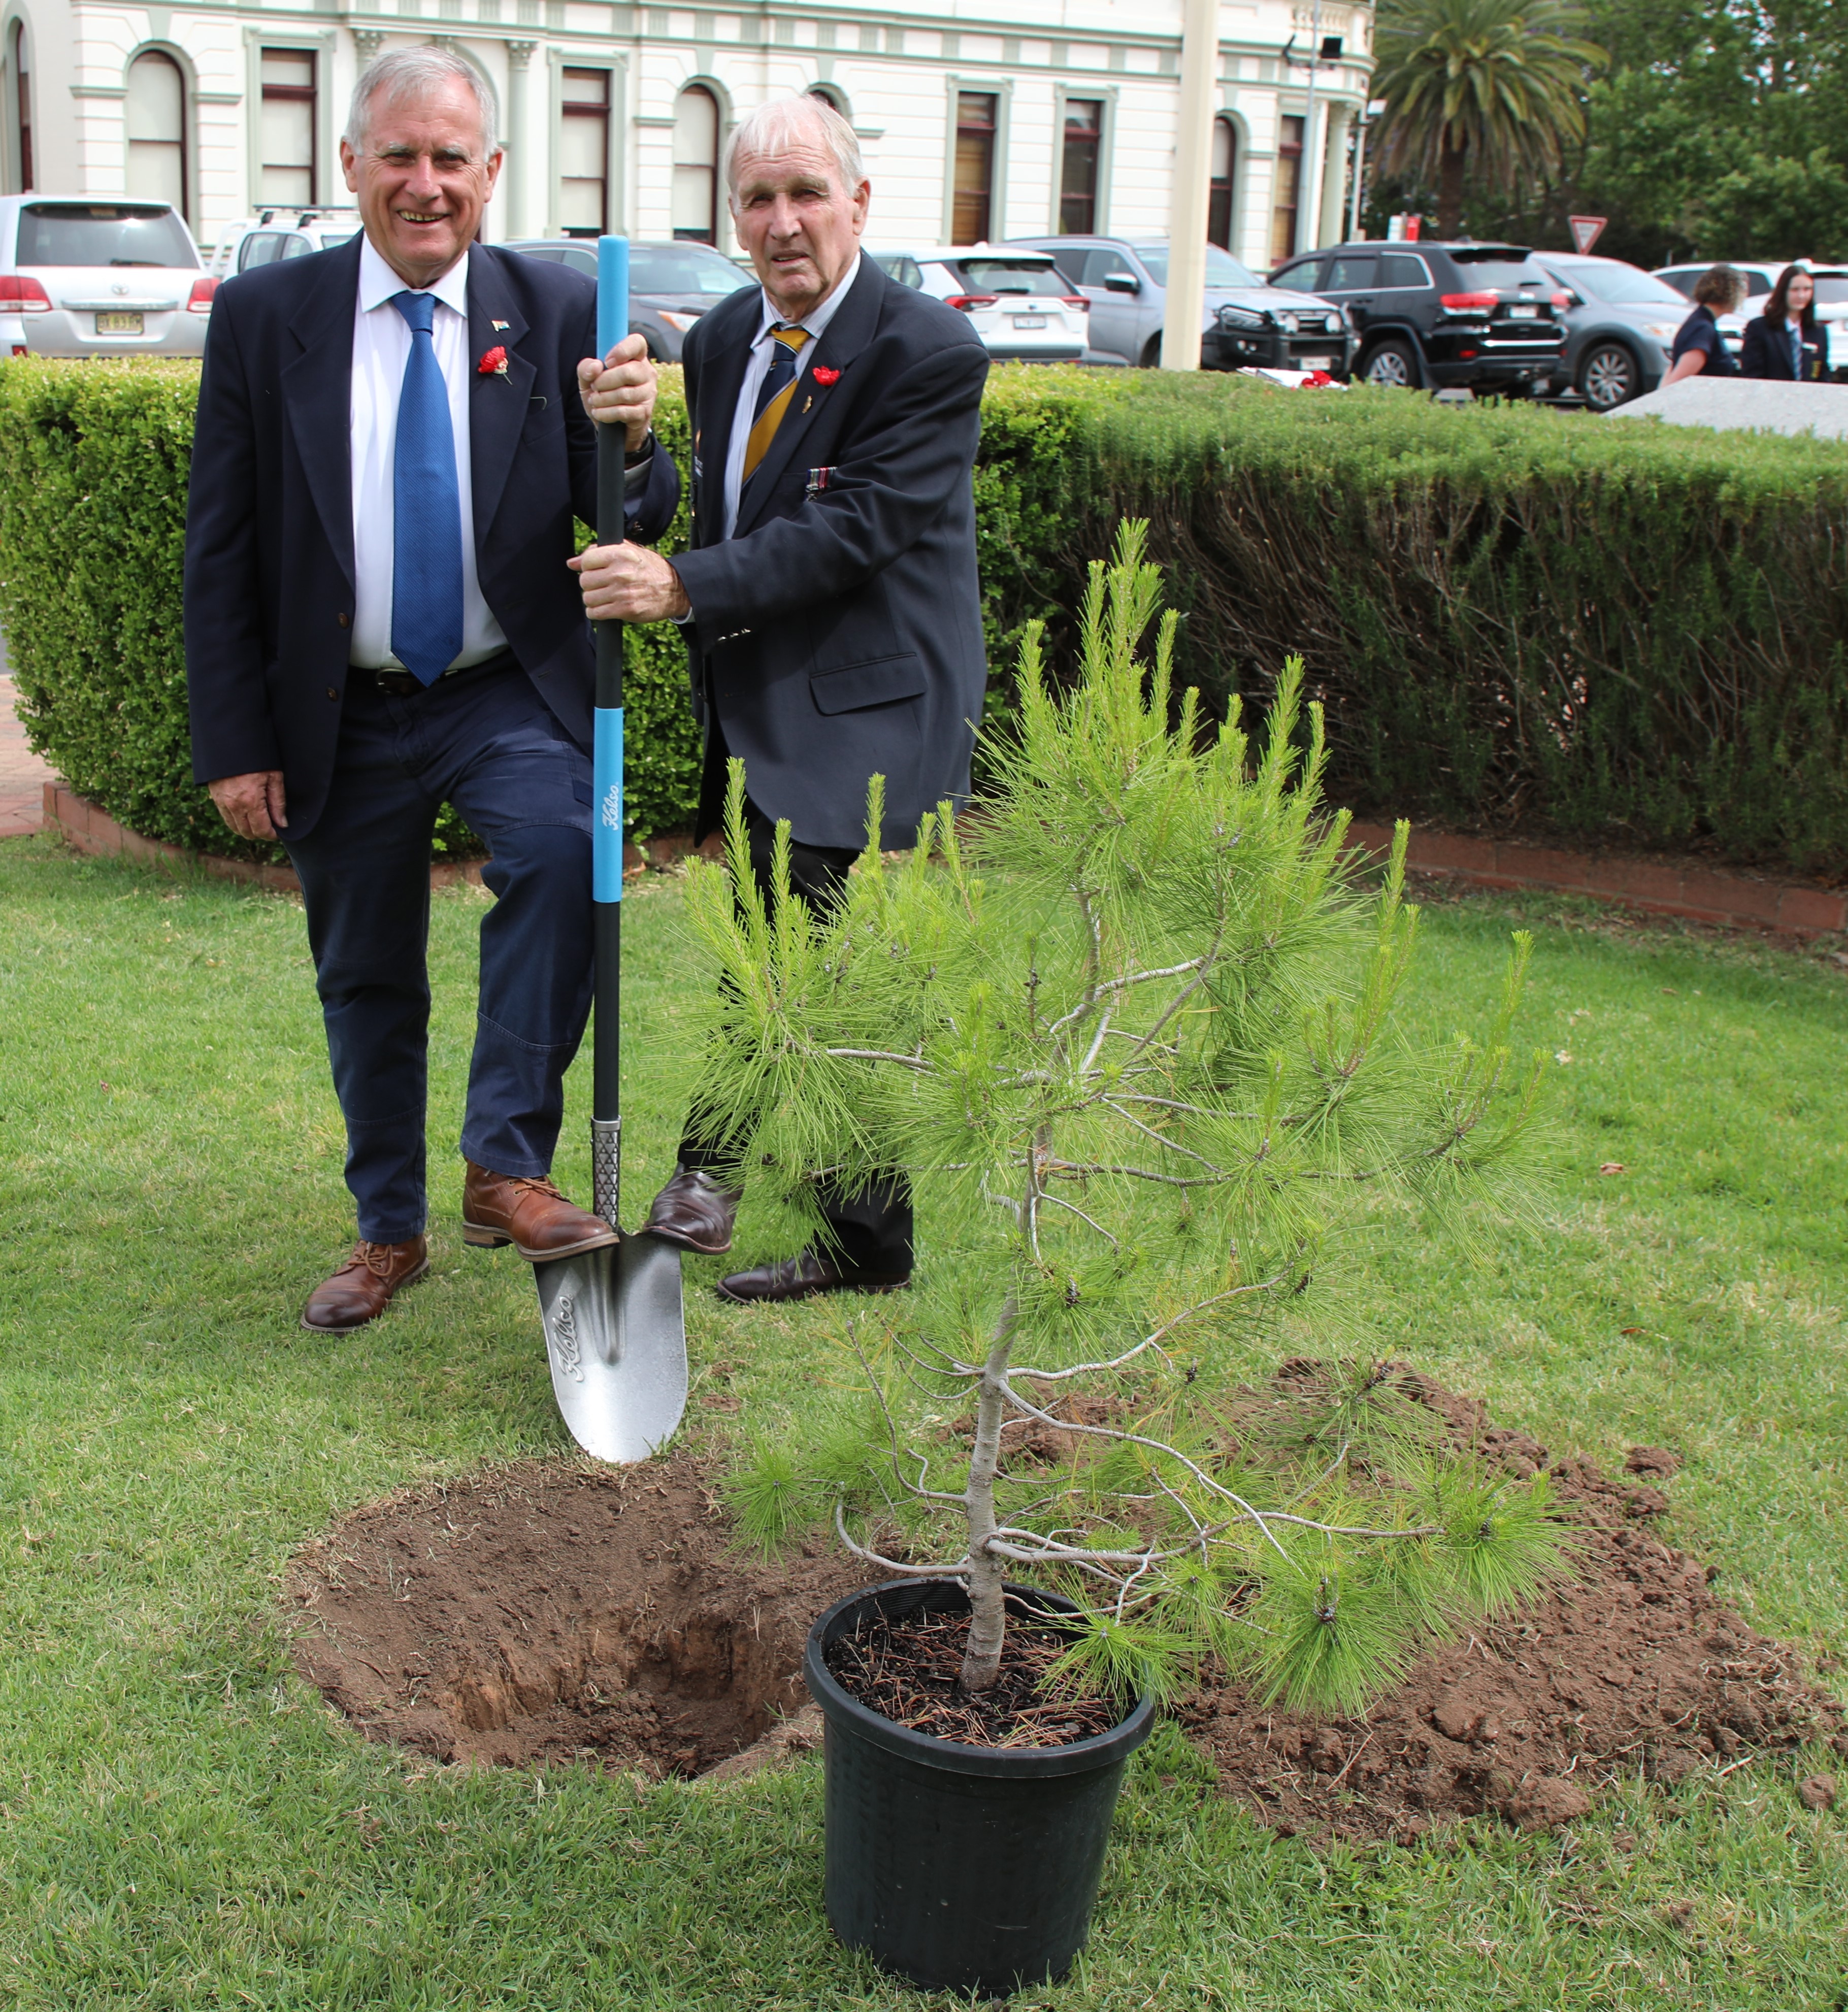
[1009,235,1351,375]
[0,196,214,359]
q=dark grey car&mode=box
[505,238,754,361]
[1531,254,1715,410]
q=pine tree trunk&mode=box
[959,1295,1017,1693]
[1437,145,1467,237]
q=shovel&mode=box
[533,234,687,1465]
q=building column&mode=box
[505,40,536,238]
[1319,103,1351,246]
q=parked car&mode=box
[0,196,215,360]
[1269,241,1565,394]
[1008,235,1351,375]
[1655,260,1848,378]
[887,247,1089,362]
[1529,253,1730,409]
[206,208,362,280]
[506,237,754,360]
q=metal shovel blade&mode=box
[533,1232,687,1464]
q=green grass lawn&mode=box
[1,835,1844,2010]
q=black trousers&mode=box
[679,716,913,1271]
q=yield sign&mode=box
[1569,215,1607,254]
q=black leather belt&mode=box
[365,647,519,696]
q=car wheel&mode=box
[1140,335,1163,369]
[1578,342,1640,410]
[1361,339,1421,389]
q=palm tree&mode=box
[1371,0,1605,236]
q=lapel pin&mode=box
[802,395,812,414]
[491,319,510,331]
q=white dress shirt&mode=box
[719,252,862,541]
[348,236,508,673]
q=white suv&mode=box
[876,246,1088,363]
[0,196,216,358]
[206,208,362,280]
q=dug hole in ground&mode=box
[288,1365,1845,1845]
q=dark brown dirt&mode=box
[1174,1371,1847,1844]
[286,1458,869,1778]
[290,1373,1845,1838]
[823,1601,1120,1749]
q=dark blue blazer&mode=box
[1739,314,1825,381]
[673,256,989,852]
[183,234,679,841]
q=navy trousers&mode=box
[283,659,593,1243]
[681,716,913,1273]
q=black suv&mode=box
[1269,241,1566,394]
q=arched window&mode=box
[1208,116,1237,250]
[672,85,718,243]
[806,82,846,115]
[559,67,610,236]
[126,50,187,217]
[10,20,34,193]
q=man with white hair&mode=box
[184,47,679,1332]
[576,91,989,1302]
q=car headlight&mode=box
[1641,322,1680,341]
[1218,306,1267,331]
[1275,310,1299,334]
[658,310,704,333]
[1323,313,1343,334]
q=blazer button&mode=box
[337,611,350,629]
[326,686,339,701]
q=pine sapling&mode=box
[695,523,1563,1718]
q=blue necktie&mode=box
[389,291,465,685]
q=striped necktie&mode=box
[742,323,811,482]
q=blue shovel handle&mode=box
[591,235,628,1173]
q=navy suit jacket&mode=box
[673,256,989,851]
[183,234,679,842]
[1739,314,1825,381]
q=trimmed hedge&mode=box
[4,359,1848,870]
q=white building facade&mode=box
[0,0,1372,274]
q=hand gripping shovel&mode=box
[533,236,687,1464]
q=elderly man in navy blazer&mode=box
[184,47,678,1333]
[575,94,989,1303]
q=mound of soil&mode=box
[289,1372,1844,1837]
[286,1460,868,1778]
[1174,1371,1847,1844]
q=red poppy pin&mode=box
[811,365,841,385]
[477,345,509,377]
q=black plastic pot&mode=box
[803,1576,1156,1996]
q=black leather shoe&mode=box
[645,1167,743,1255]
[716,1249,910,1305]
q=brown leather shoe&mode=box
[301,1237,431,1333]
[715,1249,910,1305]
[460,1161,619,1261]
[644,1166,742,1255]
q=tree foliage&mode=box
[1371,0,1606,235]
[696,526,1564,1713]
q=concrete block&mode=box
[1606,378,1848,440]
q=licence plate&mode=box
[1011,314,1047,329]
[1506,305,1538,318]
[95,312,143,335]
[1298,355,1333,369]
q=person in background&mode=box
[1665,266,1745,384]
[1740,265,1826,381]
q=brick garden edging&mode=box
[38,784,1847,939]
[1345,820,1847,939]
[39,783,715,893]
